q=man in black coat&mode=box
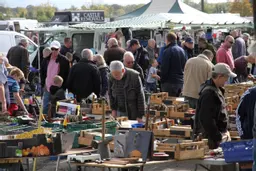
[104,38,125,66]
[161,33,187,97]
[194,63,237,149]
[40,40,70,114]
[67,49,101,102]
[127,39,150,76]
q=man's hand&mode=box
[137,118,143,123]
[111,110,117,118]
[248,74,255,80]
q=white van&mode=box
[0,31,38,65]
[0,19,38,32]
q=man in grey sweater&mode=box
[108,61,145,122]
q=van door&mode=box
[0,34,12,56]
[14,35,38,65]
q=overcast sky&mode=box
[1,0,229,9]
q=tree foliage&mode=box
[0,3,144,22]
[229,0,253,17]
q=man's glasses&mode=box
[51,48,59,51]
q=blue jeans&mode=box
[42,89,51,115]
[161,83,183,97]
[146,82,157,93]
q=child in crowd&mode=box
[7,67,29,115]
[66,52,73,67]
[146,59,160,93]
[49,75,65,118]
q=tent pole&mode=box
[253,0,256,39]
[201,0,204,12]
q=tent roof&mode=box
[116,0,208,20]
[71,13,217,29]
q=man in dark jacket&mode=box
[104,38,125,66]
[194,63,237,149]
[40,40,70,114]
[183,37,194,59]
[123,52,144,85]
[7,38,30,80]
[60,37,80,64]
[236,87,256,140]
[67,49,101,102]
[109,61,145,122]
[161,32,187,97]
[128,39,150,76]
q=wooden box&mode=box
[151,119,174,130]
[153,129,171,137]
[92,103,111,115]
[150,92,168,104]
[156,141,205,160]
[169,126,192,138]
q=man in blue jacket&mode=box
[236,87,256,171]
[160,32,187,97]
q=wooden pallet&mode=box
[150,92,168,104]
[92,103,111,115]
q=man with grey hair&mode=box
[123,52,144,84]
[109,60,145,122]
[194,63,237,150]
[146,39,156,64]
[67,49,100,102]
[81,48,93,60]
[7,38,30,80]
[104,38,125,65]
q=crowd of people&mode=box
[1,29,256,153]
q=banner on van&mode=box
[71,11,105,22]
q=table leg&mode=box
[194,164,198,171]
[26,158,29,171]
[140,165,144,171]
[55,156,60,171]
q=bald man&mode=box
[146,39,156,64]
[104,38,125,65]
[216,35,235,70]
[67,49,101,102]
[123,52,144,84]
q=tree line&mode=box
[0,0,253,22]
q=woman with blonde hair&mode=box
[94,54,109,97]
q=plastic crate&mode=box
[220,139,253,163]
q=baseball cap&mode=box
[213,63,237,78]
[50,40,61,49]
[185,37,194,43]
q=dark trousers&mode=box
[161,83,182,97]
[184,96,198,109]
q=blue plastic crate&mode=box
[220,139,253,163]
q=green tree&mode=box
[16,7,27,18]
[230,0,252,16]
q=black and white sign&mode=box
[71,11,105,22]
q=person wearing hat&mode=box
[193,63,237,150]
[40,40,70,115]
[183,37,194,60]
